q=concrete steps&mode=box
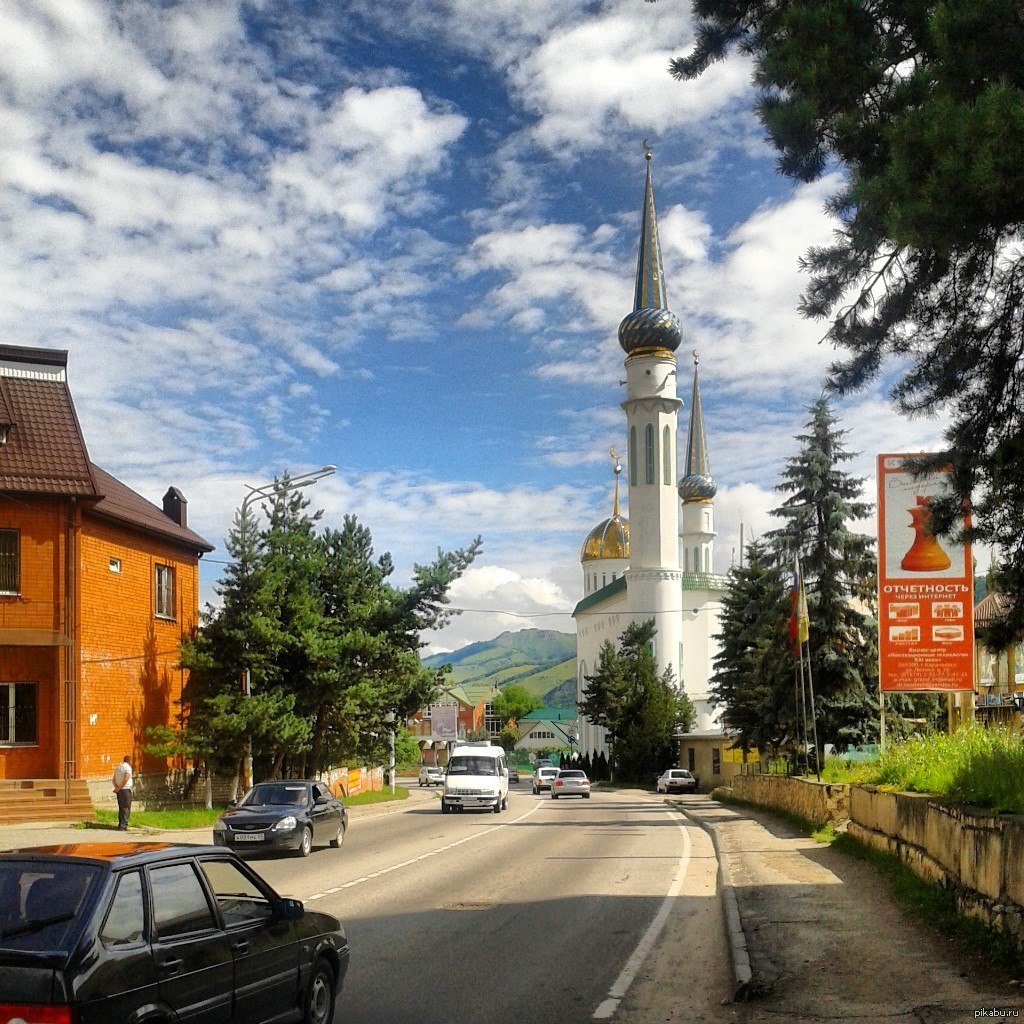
[0,779,95,824]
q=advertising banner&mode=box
[877,454,974,691]
[429,701,459,741]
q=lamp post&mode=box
[239,465,336,791]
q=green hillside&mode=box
[424,629,576,703]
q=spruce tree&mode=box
[709,539,792,755]
[767,398,878,751]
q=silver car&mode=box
[419,765,444,787]
[551,769,591,799]
[656,768,699,794]
[532,766,559,793]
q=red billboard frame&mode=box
[877,454,974,692]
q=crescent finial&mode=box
[692,349,699,367]
[642,139,652,161]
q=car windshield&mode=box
[241,784,309,807]
[0,861,100,951]
[559,771,586,779]
[446,756,497,776]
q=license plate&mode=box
[234,832,265,842]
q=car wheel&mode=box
[303,957,336,1024]
[551,794,558,800]
[298,826,312,858]
[493,799,501,814]
[441,800,450,814]
[584,793,591,799]
[330,822,345,848]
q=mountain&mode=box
[423,629,577,705]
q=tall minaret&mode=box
[617,144,684,684]
[679,353,718,575]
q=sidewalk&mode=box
[681,796,1024,1023]
[0,783,437,852]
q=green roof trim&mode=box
[521,707,577,722]
[572,573,627,616]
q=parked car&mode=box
[418,765,444,787]
[507,766,520,783]
[0,842,349,1024]
[532,766,560,794]
[214,780,347,857]
[656,768,699,794]
[551,769,591,799]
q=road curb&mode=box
[671,799,752,1002]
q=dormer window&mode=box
[0,425,9,445]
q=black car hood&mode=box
[221,804,307,822]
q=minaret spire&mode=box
[679,351,717,503]
[618,143,682,356]
[610,446,622,517]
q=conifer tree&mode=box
[767,399,878,751]
[667,0,1024,643]
[709,539,792,755]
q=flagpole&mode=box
[803,635,822,781]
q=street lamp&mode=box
[384,712,396,795]
[239,465,336,791]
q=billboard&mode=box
[877,454,974,692]
[428,701,459,741]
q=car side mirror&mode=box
[279,897,305,921]
[315,794,330,805]
[228,798,238,808]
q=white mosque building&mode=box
[573,150,728,759]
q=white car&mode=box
[551,769,591,799]
[656,769,699,794]
[419,765,444,787]
[532,766,559,794]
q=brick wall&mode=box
[77,515,200,782]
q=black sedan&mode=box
[214,780,347,857]
[0,842,349,1024]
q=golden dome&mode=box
[581,515,629,562]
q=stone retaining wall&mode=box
[727,772,850,827]
[723,773,1024,949]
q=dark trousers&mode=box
[117,788,133,830]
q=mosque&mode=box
[573,150,728,759]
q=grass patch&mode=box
[344,786,409,806]
[88,807,223,830]
[820,725,1024,813]
[834,832,1024,977]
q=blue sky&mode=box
[1,0,950,652]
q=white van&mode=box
[441,742,509,814]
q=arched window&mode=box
[684,548,689,572]
[663,425,671,484]
[705,549,711,573]
[629,427,638,486]
[694,546,700,573]
[645,424,656,484]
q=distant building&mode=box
[574,151,727,762]
[406,682,501,765]
[0,345,212,819]
[515,707,577,753]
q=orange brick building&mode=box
[0,344,212,817]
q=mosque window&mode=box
[602,573,607,587]
[705,549,710,573]
[645,424,656,484]
[629,427,638,486]
[694,547,700,573]
[684,548,689,571]
[663,426,671,484]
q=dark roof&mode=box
[0,376,97,496]
[89,464,214,554]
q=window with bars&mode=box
[155,564,175,619]
[0,530,19,594]
[0,682,38,745]
[644,423,656,485]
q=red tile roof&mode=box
[0,376,97,496]
[88,465,214,554]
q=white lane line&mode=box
[592,808,693,1020]
[303,801,544,902]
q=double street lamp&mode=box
[239,465,336,791]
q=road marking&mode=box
[303,801,544,902]
[592,807,693,1020]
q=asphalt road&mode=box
[244,781,734,1024]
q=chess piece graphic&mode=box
[901,496,952,572]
